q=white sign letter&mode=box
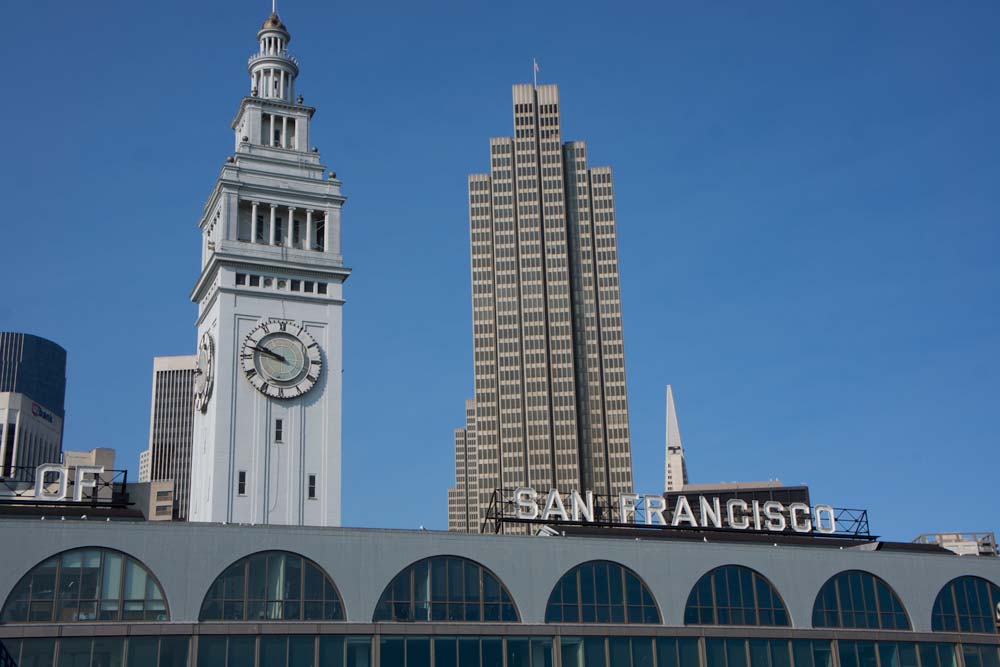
[541,488,568,522]
[726,499,749,529]
[618,493,640,523]
[644,495,667,525]
[763,501,787,532]
[74,465,104,502]
[570,490,594,522]
[671,495,698,527]
[514,487,539,520]
[35,464,67,501]
[789,503,812,533]
[814,505,837,534]
[699,496,723,529]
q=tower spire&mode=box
[664,385,688,492]
[249,9,297,101]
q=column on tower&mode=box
[323,211,331,253]
[251,202,259,243]
[306,210,314,251]
[282,117,288,148]
[269,205,277,245]
[286,207,295,248]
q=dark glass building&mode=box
[0,332,67,417]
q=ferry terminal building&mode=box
[1,519,999,667]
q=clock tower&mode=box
[188,11,350,527]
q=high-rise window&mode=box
[237,471,247,496]
[275,419,283,443]
[308,474,316,499]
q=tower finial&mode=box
[272,0,277,13]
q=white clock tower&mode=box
[188,11,350,527]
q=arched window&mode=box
[199,551,344,621]
[545,560,660,624]
[685,565,789,626]
[932,576,1000,634]
[812,570,910,630]
[1,547,168,623]
[372,556,518,622]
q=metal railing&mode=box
[248,50,298,66]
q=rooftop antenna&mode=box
[272,0,277,13]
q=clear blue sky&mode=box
[2,1,997,540]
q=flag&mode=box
[534,59,540,73]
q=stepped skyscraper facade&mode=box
[449,84,633,532]
[188,12,349,526]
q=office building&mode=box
[140,355,196,520]
[188,10,351,526]
[0,333,66,479]
[664,385,687,492]
[448,399,479,533]
[456,84,633,532]
[138,449,151,483]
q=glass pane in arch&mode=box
[932,576,1000,634]
[0,547,168,624]
[812,570,910,630]
[684,565,789,627]
[198,550,344,621]
[545,560,660,625]
[372,556,519,622]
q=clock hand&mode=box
[252,345,287,363]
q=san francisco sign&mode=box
[511,487,842,535]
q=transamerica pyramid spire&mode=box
[664,385,688,492]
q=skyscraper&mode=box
[664,384,687,492]
[453,84,633,531]
[448,398,478,532]
[0,333,66,479]
[140,355,196,519]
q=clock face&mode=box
[241,320,322,399]
[194,332,215,412]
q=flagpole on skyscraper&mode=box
[533,58,539,88]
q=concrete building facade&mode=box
[455,84,633,532]
[141,355,197,520]
[188,11,350,527]
[2,520,1000,667]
